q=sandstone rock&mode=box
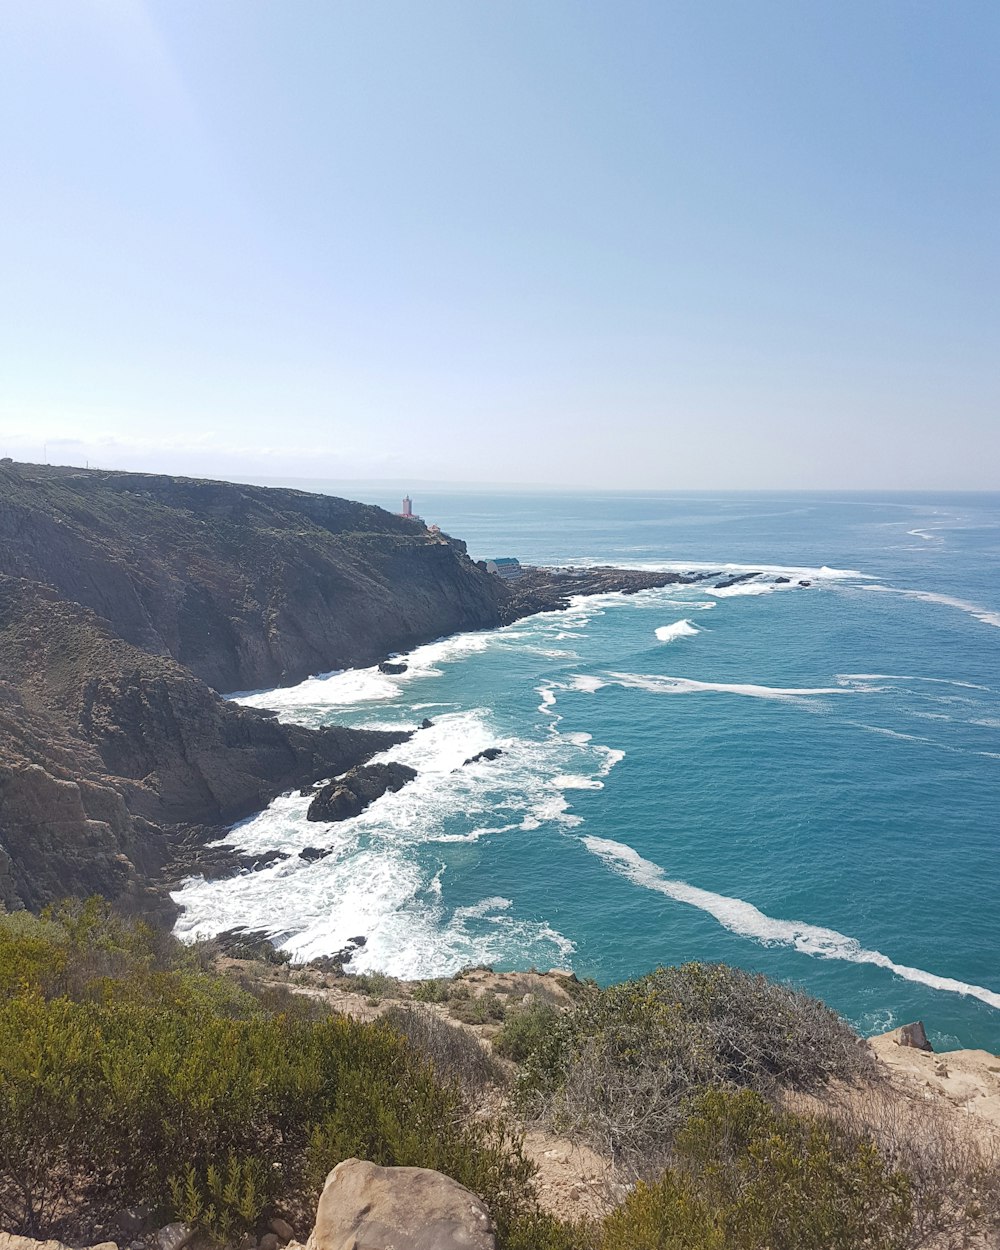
[897,1020,934,1052]
[0,1238,117,1250]
[307,763,417,823]
[269,1218,295,1242]
[308,1158,495,1250]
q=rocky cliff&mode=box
[0,462,504,915]
[0,462,502,692]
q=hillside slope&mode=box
[0,462,506,915]
[0,462,502,692]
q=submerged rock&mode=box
[714,571,761,589]
[299,846,331,862]
[307,762,417,823]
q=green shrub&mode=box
[382,1004,505,1094]
[0,901,546,1246]
[508,962,875,1169]
[410,977,458,1003]
[342,970,396,1002]
[599,1089,913,1250]
[494,998,566,1065]
[448,990,506,1025]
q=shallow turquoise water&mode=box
[174,492,1000,1051]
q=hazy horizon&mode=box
[2,2,997,490]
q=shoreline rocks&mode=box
[307,763,417,824]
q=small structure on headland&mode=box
[398,494,423,522]
[486,557,522,580]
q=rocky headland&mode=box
[0,460,807,920]
[0,461,502,915]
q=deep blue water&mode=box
[174,492,1000,1051]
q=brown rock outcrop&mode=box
[307,1159,495,1250]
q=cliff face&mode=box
[0,462,503,915]
[0,463,502,692]
[0,576,406,915]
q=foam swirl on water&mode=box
[583,836,1000,1012]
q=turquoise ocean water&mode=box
[174,493,1000,1051]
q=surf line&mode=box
[583,835,1000,1013]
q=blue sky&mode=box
[1,1,996,488]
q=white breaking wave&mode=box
[173,706,623,975]
[705,582,776,598]
[863,585,1000,629]
[567,558,871,582]
[583,836,1000,1012]
[233,632,497,718]
[603,672,849,702]
[655,619,701,643]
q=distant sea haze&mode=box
[174,492,1000,1052]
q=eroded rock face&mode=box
[307,763,417,823]
[307,1159,495,1250]
[0,577,407,914]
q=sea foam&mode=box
[863,585,1000,629]
[583,836,1000,1012]
[655,619,701,642]
[604,672,849,702]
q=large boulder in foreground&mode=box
[307,1159,495,1250]
[307,762,417,823]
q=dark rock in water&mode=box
[462,747,504,766]
[348,935,367,947]
[714,571,761,589]
[897,1020,934,1052]
[774,576,791,584]
[420,717,434,729]
[379,660,408,674]
[245,850,289,871]
[798,579,812,587]
[307,762,417,823]
[495,565,702,626]
[299,846,331,862]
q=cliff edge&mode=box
[0,462,503,915]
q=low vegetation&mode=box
[1,903,997,1250]
[0,903,537,1247]
[501,961,876,1171]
